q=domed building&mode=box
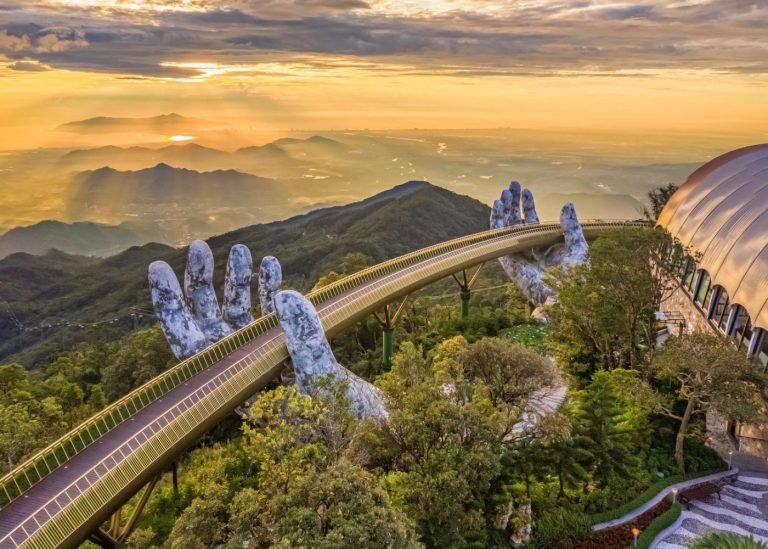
[658,143,768,456]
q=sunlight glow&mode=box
[168,135,195,142]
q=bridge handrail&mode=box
[0,219,646,511]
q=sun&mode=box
[167,135,196,142]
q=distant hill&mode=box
[0,221,151,259]
[0,182,489,367]
[60,143,233,172]
[57,113,210,133]
[56,138,341,177]
[67,163,290,225]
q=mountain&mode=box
[57,113,210,134]
[0,182,489,367]
[60,143,233,172]
[236,143,291,160]
[58,137,342,173]
[67,163,291,228]
[0,221,151,259]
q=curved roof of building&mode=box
[658,144,768,330]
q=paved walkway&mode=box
[655,471,768,548]
[593,469,739,531]
[511,376,568,436]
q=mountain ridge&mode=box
[0,183,489,367]
[57,113,210,133]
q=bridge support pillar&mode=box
[374,298,409,370]
[94,473,160,546]
[452,264,484,321]
[382,328,394,369]
[460,288,471,320]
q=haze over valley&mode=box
[0,115,760,258]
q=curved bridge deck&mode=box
[0,221,646,548]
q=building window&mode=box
[712,288,730,332]
[682,259,696,291]
[757,331,768,369]
[703,284,716,314]
[733,306,753,352]
[695,272,711,307]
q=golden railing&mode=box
[0,220,648,548]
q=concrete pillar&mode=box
[460,288,471,321]
[382,328,394,370]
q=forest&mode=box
[2,208,763,547]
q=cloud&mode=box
[7,59,51,71]
[0,0,765,78]
[0,30,30,51]
[0,25,89,53]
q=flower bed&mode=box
[557,498,672,548]
[635,503,682,549]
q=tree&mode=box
[643,183,679,222]
[536,406,593,498]
[0,402,41,469]
[455,337,556,439]
[313,252,369,290]
[651,332,765,470]
[576,371,639,485]
[549,228,681,373]
[123,527,158,549]
[340,252,368,274]
[369,337,557,547]
[101,328,176,401]
[372,340,500,547]
[268,459,420,549]
[235,380,361,546]
[167,485,228,549]
[0,363,31,404]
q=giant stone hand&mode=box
[149,242,387,420]
[490,181,588,312]
[149,240,259,360]
[274,291,388,420]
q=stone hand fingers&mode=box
[184,240,232,342]
[223,244,254,330]
[148,260,207,359]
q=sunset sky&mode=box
[0,0,767,150]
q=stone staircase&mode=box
[657,472,768,548]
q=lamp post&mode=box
[632,527,640,547]
[672,488,678,504]
[728,450,734,469]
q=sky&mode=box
[0,0,767,150]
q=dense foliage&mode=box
[0,183,489,366]
[0,327,174,472]
[7,192,754,548]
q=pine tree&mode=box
[577,371,638,486]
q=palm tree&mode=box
[690,531,768,549]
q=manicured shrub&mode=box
[531,508,592,548]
